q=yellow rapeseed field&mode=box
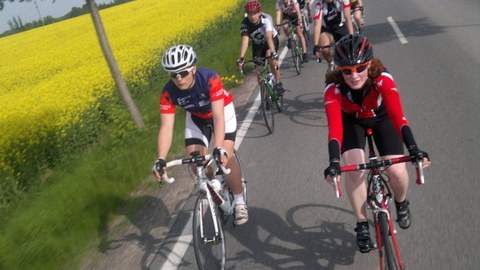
[0,0,241,180]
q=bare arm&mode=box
[157,112,175,159]
[211,99,225,149]
[343,6,354,34]
[239,35,250,59]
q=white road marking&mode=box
[387,16,408,44]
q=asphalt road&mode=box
[145,0,480,269]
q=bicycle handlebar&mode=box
[239,56,278,75]
[332,155,426,198]
[161,154,231,183]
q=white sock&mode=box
[233,193,245,205]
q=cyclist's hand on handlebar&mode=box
[409,148,431,168]
[212,146,228,166]
[152,158,167,182]
[237,57,245,71]
[324,161,341,185]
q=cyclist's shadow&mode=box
[224,204,356,269]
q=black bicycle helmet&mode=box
[334,33,373,67]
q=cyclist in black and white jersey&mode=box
[238,0,285,95]
[312,0,354,71]
[276,0,310,63]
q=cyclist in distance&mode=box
[312,0,354,71]
[350,0,364,32]
[298,0,312,21]
[153,44,248,226]
[322,34,430,253]
[276,0,310,63]
[238,0,285,95]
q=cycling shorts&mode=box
[185,102,237,147]
[252,36,279,61]
[282,13,300,27]
[321,25,349,43]
[341,112,405,156]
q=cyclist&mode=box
[312,0,354,71]
[350,0,364,32]
[298,0,312,22]
[322,34,430,253]
[276,0,309,63]
[238,0,285,95]
[153,44,248,226]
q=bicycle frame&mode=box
[332,128,425,270]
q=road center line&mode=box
[387,16,408,44]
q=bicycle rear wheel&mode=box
[378,212,403,270]
[260,81,274,133]
[290,37,301,75]
[193,193,226,270]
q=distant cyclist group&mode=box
[152,0,430,258]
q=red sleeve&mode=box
[376,74,409,137]
[324,83,343,148]
[313,1,322,21]
[159,91,175,114]
[208,74,225,102]
[342,0,351,8]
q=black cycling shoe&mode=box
[275,82,285,95]
[355,221,373,253]
[395,200,411,229]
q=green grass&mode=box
[0,1,278,269]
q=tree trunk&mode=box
[86,0,145,128]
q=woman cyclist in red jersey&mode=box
[153,45,248,226]
[323,34,430,253]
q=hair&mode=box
[325,58,385,85]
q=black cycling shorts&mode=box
[341,112,405,156]
[252,36,279,60]
[321,25,349,42]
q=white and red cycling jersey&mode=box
[276,0,300,16]
[312,0,351,29]
[160,68,233,119]
[324,72,409,147]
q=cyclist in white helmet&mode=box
[153,44,248,226]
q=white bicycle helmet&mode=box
[161,44,197,72]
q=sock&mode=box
[233,193,245,205]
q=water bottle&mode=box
[266,72,275,89]
[207,179,230,213]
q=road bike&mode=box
[300,6,312,45]
[331,128,425,270]
[162,151,247,270]
[351,2,365,33]
[277,20,303,75]
[241,57,284,134]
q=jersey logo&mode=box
[376,79,384,88]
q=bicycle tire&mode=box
[290,38,301,74]
[193,193,226,270]
[260,81,274,133]
[378,212,401,270]
[274,91,284,112]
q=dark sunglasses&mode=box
[339,62,369,75]
[170,67,194,79]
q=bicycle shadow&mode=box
[92,193,175,270]
[279,92,327,128]
[224,204,356,269]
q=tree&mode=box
[0,0,145,128]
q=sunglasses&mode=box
[170,66,194,79]
[338,62,369,75]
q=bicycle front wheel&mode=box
[290,38,301,75]
[378,212,403,270]
[193,193,226,270]
[260,81,274,133]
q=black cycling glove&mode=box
[408,147,430,163]
[324,161,341,179]
[153,158,166,175]
[271,52,279,60]
[212,147,227,164]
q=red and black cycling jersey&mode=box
[313,0,351,29]
[324,72,410,148]
[241,12,278,45]
[159,68,233,119]
[276,0,299,16]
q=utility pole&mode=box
[33,0,44,25]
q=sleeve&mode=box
[313,1,322,21]
[263,14,274,32]
[240,20,249,36]
[159,90,175,114]
[324,83,343,148]
[376,74,409,137]
[208,73,225,102]
[341,0,351,8]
